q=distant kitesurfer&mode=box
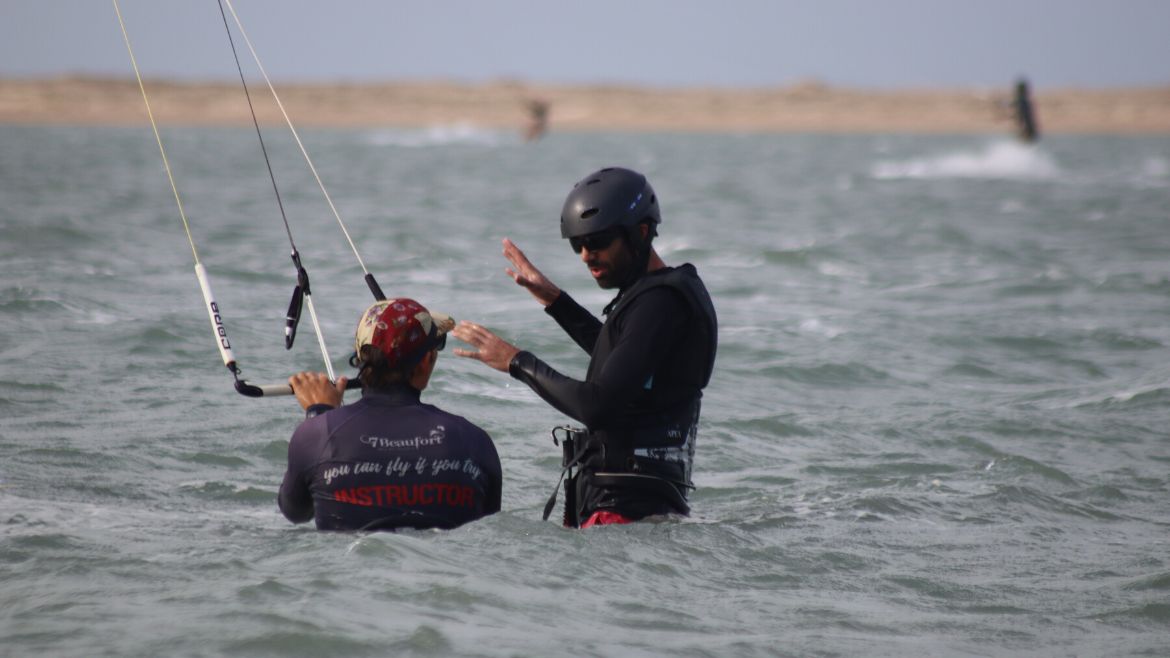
[452,167,717,528]
[523,98,550,141]
[1011,78,1039,143]
[281,299,502,531]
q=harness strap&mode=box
[542,427,592,525]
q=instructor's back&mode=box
[280,299,501,531]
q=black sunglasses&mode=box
[569,229,622,254]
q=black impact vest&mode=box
[573,264,717,522]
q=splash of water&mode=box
[366,123,509,148]
[871,140,1060,180]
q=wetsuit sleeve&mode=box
[510,287,688,429]
[278,419,321,524]
[545,291,603,355]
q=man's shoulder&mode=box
[638,264,706,292]
[623,269,697,311]
[318,399,488,439]
[622,264,716,331]
[664,263,710,290]
[418,403,492,438]
[290,409,332,440]
[420,405,498,466]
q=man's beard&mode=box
[590,247,635,289]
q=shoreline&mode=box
[2,76,1169,134]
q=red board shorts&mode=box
[579,510,635,528]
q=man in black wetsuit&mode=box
[452,167,717,528]
[281,298,502,531]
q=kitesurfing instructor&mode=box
[452,167,717,528]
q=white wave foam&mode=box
[798,317,845,339]
[871,141,1060,181]
[366,123,509,148]
[1141,156,1169,178]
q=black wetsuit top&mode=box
[509,263,717,522]
[279,384,502,531]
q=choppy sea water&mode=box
[1,124,1168,657]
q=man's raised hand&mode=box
[502,238,560,306]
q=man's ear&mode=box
[411,348,438,377]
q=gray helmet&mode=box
[560,167,660,239]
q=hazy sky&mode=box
[4,0,1168,88]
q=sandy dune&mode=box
[2,77,1168,134]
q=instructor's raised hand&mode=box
[503,238,560,306]
[451,321,520,373]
